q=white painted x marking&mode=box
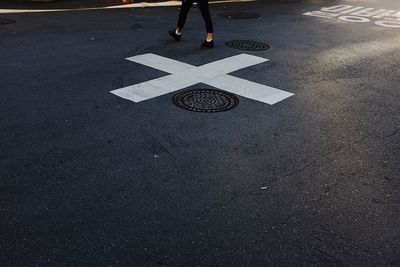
[111,53,294,105]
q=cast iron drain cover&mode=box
[226,40,270,51]
[173,89,239,113]
[219,12,260,19]
[0,18,16,25]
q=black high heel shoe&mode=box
[201,40,214,48]
[169,29,182,41]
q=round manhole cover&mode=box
[219,12,260,19]
[0,18,16,25]
[226,40,270,51]
[173,89,239,113]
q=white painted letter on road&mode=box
[304,5,400,28]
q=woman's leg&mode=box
[177,0,194,32]
[197,0,213,37]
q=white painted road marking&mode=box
[111,53,294,105]
[303,5,400,28]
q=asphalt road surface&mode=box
[1,0,399,265]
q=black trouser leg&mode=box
[197,0,213,33]
[177,0,194,30]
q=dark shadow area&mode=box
[0,0,292,10]
[0,0,131,10]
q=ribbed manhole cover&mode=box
[173,89,239,113]
[0,18,16,25]
[219,12,260,19]
[226,40,270,51]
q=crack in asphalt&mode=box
[157,125,400,235]
[386,127,400,138]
